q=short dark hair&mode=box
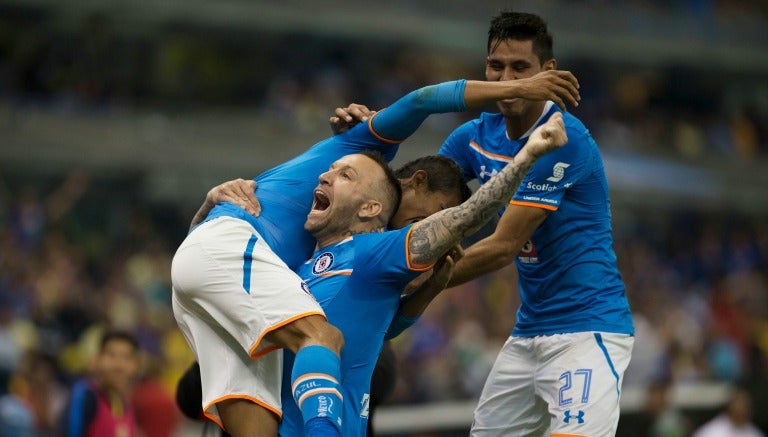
[361,150,402,225]
[487,11,554,65]
[394,155,471,202]
[100,329,139,352]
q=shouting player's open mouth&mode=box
[309,189,331,216]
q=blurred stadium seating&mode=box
[1,1,767,435]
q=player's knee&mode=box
[311,322,344,354]
[269,315,344,354]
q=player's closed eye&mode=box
[487,61,504,70]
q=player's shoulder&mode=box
[453,112,503,132]
[477,111,506,129]
[355,228,408,245]
[560,110,591,138]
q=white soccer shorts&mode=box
[171,217,325,427]
[470,331,634,437]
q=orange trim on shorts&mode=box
[249,311,327,359]
[509,199,559,211]
[550,434,587,437]
[367,112,402,144]
[404,226,435,272]
[203,394,282,431]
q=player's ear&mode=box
[358,200,383,220]
[410,170,428,187]
[543,58,557,71]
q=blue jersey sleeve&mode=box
[512,127,592,211]
[370,80,467,142]
[438,120,478,182]
[353,227,429,291]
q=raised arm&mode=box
[407,112,567,267]
[462,70,579,109]
[331,70,580,134]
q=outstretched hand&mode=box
[329,103,376,135]
[207,178,261,217]
[403,244,464,296]
[524,112,568,159]
[430,244,464,290]
[514,70,580,111]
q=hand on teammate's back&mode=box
[208,178,261,217]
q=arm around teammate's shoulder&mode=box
[406,113,567,269]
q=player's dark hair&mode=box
[394,155,471,202]
[487,10,554,65]
[361,150,403,224]
[100,329,139,353]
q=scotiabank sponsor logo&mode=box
[546,162,571,182]
[526,181,557,192]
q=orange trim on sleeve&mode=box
[367,111,402,144]
[509,199,558,211]
[550,434,588,437]
[203,394,282,430]
[404,226,436,272]
[249,311,327,359]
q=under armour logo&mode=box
[478,165,498,180]
[563,409,585,424]
[547,162,571,182]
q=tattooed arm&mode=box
[407,112,567,267]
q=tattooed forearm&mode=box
[409,152,535,265]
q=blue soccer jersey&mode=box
[202,80,467,270]
[279,227,428,437]
[439,102,633,337]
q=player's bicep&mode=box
[494,203,549,251]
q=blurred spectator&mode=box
[692,387,766,437]
[640,378,689,437]
[0,2,766,434]
[9,351,68,435]
[132,354,181,437]
[59,329,140,437]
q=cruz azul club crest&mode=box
[312,252,334,275]
[518,239,539,264]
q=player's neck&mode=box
[314,224,385,250]
[504,101,547,139]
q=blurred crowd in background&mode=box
[1,0,767,435]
